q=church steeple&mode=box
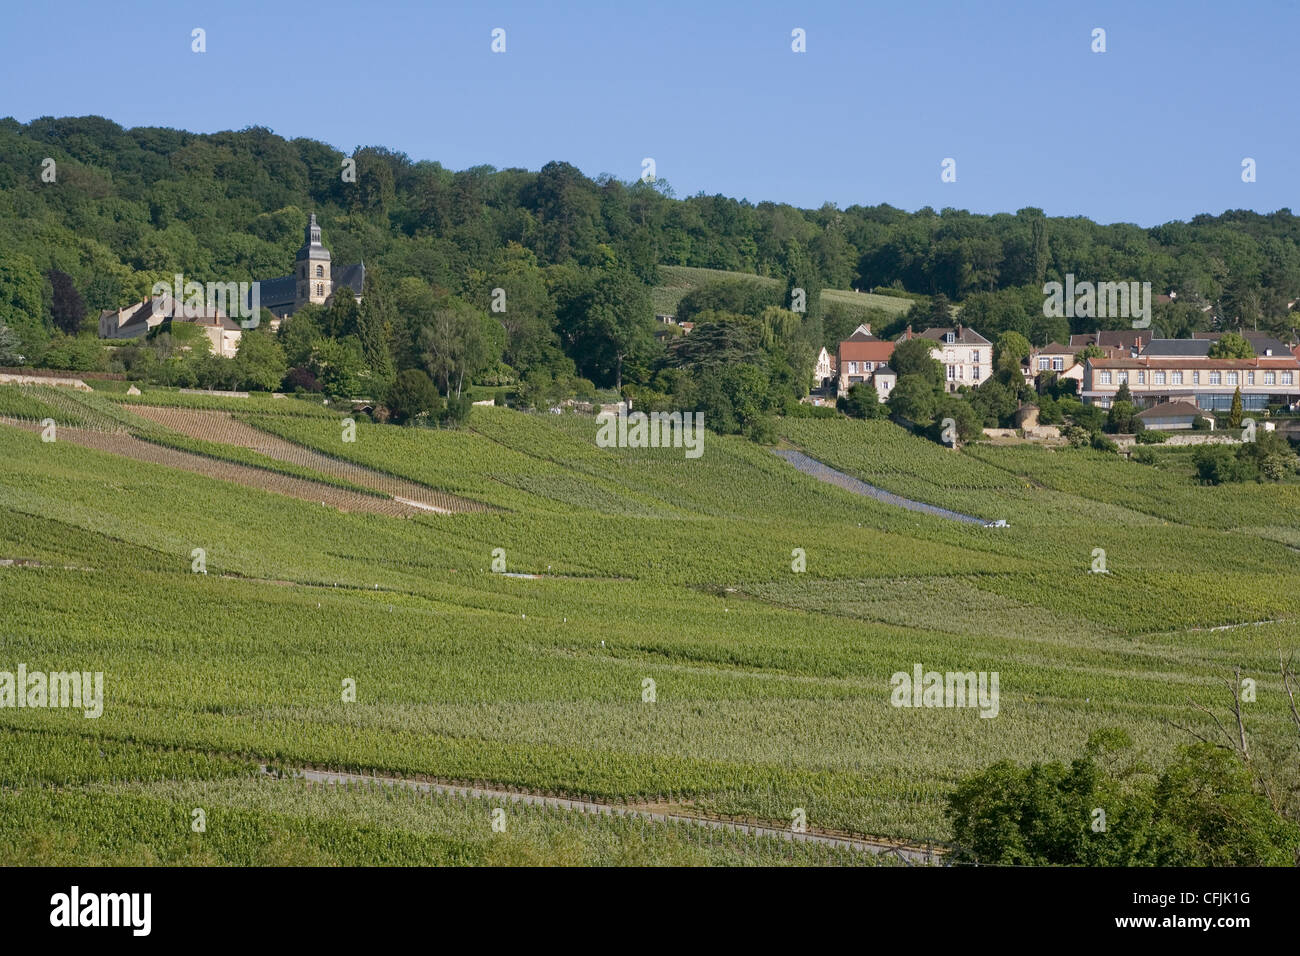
[294,212,332,308]
[297,212,330,261]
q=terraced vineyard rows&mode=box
[245,410,686,515]
[130,406,491,514]
[5,391,1300,862]
[0,775,884,867]
[0,385,126,430]
[0,419,421,517]
[964,442,1300,534]
[110,389,341,416]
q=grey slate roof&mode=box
[1143,339,1212,357]
[115,301,158,337]
[333,263,365,296]
[257,274,296,309]
[118,301,155,321]
[297,213,331,261]
[119,302,237,336]
[1192,331,1291,355]
[254,264,364,312]
[915,326,991,346]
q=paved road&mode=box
[773,448,995,525]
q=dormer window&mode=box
[945,332,955,344]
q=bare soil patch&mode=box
[3,418,421,516]
[129,406,488,513]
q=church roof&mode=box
[258,274,296,308]
[333,263,365,296]
[297,212,331,261]
[251,216,362,313]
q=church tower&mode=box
[294,213,332,310]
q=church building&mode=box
[258,213,365,322]
[99,213,365,350]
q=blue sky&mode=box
[1,0,1294,226]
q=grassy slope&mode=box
[2,407,1298,861]
[652,265,915,318]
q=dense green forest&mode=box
[2,115,1299,435]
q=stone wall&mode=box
[0,373,91,391]
[980,426,1061,441]
[1114,433,1240,449]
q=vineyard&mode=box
[3,385,1300,864]
[129,406,490,513]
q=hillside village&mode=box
[4,103,1300,879]
[9,0,1300,891]
[13,273,1300,470]
[809,320,1300,447]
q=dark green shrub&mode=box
[744,415,778,445]
[1090,432,1118,453]
[1106,400,1141,434]
[947,735,1299,866]
[385,368,442,425]
[439,394,474,428]
[1192,444,1255,484]
[837,382,884,419]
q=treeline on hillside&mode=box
[3,115,1300,434]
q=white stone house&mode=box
[901,325,992,393]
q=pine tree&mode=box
[928,293,953,326]
[1029,211,1049,285]
[356,271,395,386]
[780,240,823,323]
[46,268,86,335]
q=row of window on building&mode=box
[845,358,986,380]
[1097,369,1294,387]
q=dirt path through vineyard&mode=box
[128,406,489,513]
[2,418,422,516]
[279,765,946,864]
